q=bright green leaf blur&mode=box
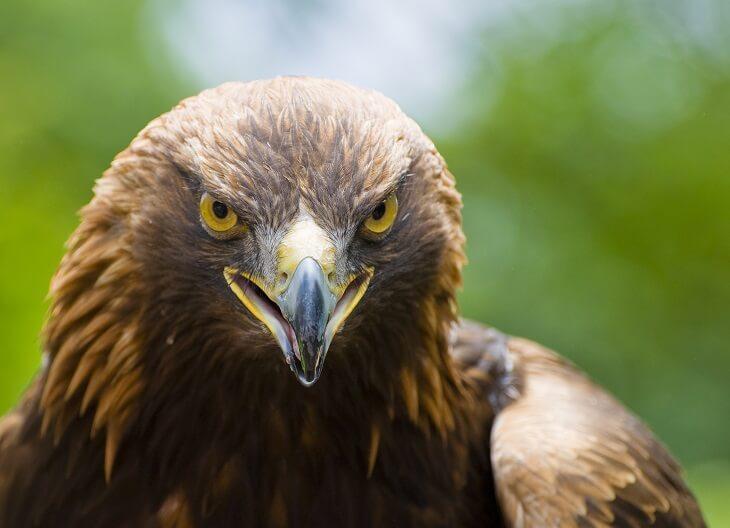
[0,0,728,524]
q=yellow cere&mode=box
[363,194,398,235]
[200,192,239,233]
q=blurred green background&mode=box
[1,0,728,523]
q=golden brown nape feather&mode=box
[0,77,704,527]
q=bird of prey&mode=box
[0,78,704,527]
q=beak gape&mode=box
[225,258,371,387]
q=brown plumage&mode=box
[0,77,704,527]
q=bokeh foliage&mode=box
[0,0,728,523]
[447,0,730,472]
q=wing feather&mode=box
[492,337,704,527]
[452,321,705,527]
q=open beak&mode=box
[224,259,371,386]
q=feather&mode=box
[367,421,380,478]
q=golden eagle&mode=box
[0,78,705,527]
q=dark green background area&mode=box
[1,0,728,523]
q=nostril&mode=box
[279,272,289,285]
[328,271,336,284]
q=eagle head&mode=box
[43,78,466,452]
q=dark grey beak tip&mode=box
[289,349,325,387]
[293,369,319,387]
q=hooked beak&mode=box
[224,259,371,386]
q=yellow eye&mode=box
[200,192,239,233]
[363,193,398,236]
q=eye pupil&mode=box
[371,202,386,221]
[212,201,228,219]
